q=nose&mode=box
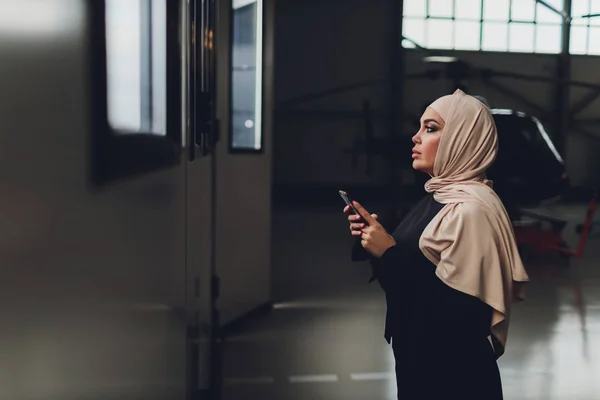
[412,131,420,144]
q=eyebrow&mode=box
[423,118,440,125]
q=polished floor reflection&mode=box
[222,200,600,399]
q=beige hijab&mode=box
[419,89,530,358]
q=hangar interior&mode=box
[1,0,599,399]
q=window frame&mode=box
[228,0,266,154]
[88,0,182,186]
[402,0,565,55]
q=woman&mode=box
[344,89,530,399]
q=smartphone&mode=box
[339,190,360,215]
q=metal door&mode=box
[185,0,221,398]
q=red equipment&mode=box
[513,187,599,259]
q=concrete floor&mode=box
[221,199,600,399]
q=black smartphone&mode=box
[339,190,360,215]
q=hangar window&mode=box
[402,0,563,54]
[570,0,600,55]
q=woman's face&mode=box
[411,107,445,175]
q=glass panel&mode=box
[403,0,427,17]
[589,26,600,54]
[535,24,562,53]
[508,22,534,52]
[427,18,454,48]
[454,20,481,50]
[428,0,453,18]
[482,22,508,50]
[571,0,589,25]
[483,0,509,22]
[403,18,427,46]
[105,0,167,135]
[455,0,482,20]
[536,1,563,24]
[510,0,535,21]
[150,0,166,134]
[231,0,263,150]
[570,25,589,53]
[590,0,600,25]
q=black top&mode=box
[352,193,502,398]
[352,192,493,349]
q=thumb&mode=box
[352,201,375,224]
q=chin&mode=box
[412,160,431,174]
[412,159,424,171]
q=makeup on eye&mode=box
[420,118,441,132]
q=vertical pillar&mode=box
[556,0,572,155]
[388,0,404,202]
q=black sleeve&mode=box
[371,244,404,288]
[375,243,443,290]
[351,237,369,262]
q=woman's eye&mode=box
[425,126,435,133]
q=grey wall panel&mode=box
[0,1,187,399]
[215,0,273,326]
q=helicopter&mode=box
[340,51,600,212]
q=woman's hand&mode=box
[344,204,378,235]
[343,201,396,258]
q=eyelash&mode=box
[425,126,436,133]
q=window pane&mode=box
[403,18,427,46]
[150,0,166,135]
[231,0,263,150]
[572,0,590,15]
[571,0,589,25]
[454,20,481,50]
[589,27,600,54]
[483,0,509,22]
[455,0,482,20]
[570,25,589,54]
[403,0,427,17]
[535,24,562,53]
[508,22,534,52]
[510,0,535,21]
[428,0,453,18]
[590,1,600,25]
[482,22,508,50]
[427,19,454,48]
[536,1,563,24]
[106,0,167,135]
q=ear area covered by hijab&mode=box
[419,89,530,359]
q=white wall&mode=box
[215,0,274,326]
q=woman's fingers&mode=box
[349,222,366,231]
[347,213,362,223]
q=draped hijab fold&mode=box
[419,89,530,358]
